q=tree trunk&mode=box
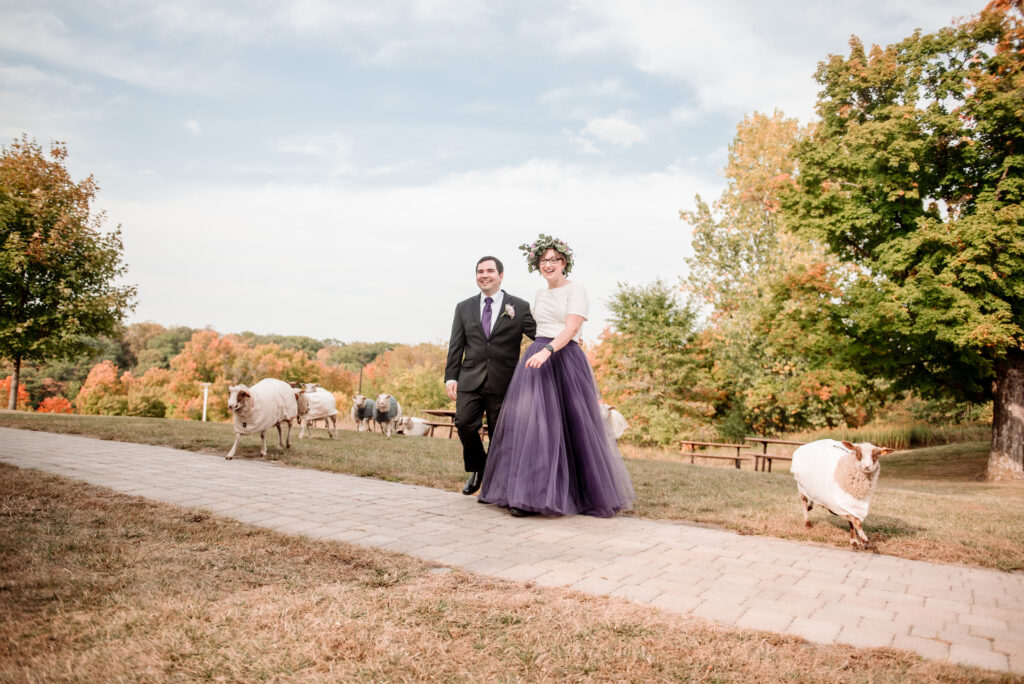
[987,349,1024,480]
[7,356,21,410]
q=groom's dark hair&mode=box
[476,256,504,274]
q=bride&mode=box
[478,234,635,518]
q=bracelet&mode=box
[544,344,555,353]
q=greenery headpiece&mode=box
[519,234,574,275]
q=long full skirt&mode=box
[479,338,635,517]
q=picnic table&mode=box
[679,440,751,469]
[420,409,490,439]
[421,409,457,438]
[743,437,805,472]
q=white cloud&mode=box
[0,8,235,96]
[184,120,201,135]
[546,0,979,121]
[583,116,646,147]
[108,160,719,343]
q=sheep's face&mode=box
[352,395,367,409]
[376,394,392,413]
[227,385,250,414]
[841,441,893,473]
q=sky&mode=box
[0,0,983,346]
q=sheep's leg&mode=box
[284,420,292,450]
[226,433,241,460]
[799,493,813,527]
[299,418,308,440]
[843,514,868,548]
[260,431,268,458]
[328,416,337,439]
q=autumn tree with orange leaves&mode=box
[681,112,878,437]
[0,136,135,410]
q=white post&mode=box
[201,382,212,422]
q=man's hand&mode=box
[445,380,458,401]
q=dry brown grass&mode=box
[0,465,1008,683]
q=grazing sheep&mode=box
[395,416,431,437]
[791,439,894,548]
[296,383,338,439]
[350,395,375,431]
[599,403,629,441]
[225,378,298,459]
[373,393,402,438]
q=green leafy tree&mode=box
[591,279,713,445]
[785,1,1024,479]
[682,111,878,436]
[0,136,135,409]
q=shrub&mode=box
[36,396,74,414]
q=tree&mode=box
[681,112,878,436]
[590,279,713,445]
[785,1,1024,479]
[0,136,136,409]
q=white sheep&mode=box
[350,395,375,432]
[225,378,299,459]
[395,416,431,437]
[791,439,894,548]
[372,393,402,438]
[599,403,629,441]
[295,383,338,439]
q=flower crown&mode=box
[519,234,574,275]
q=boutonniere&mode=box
[501,303,515,319]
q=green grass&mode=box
[2,411,1022,572]
[788,422,992,451]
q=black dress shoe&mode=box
[462,471,483,495]
[509,507,535,517]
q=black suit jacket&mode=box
[445,291,537,396]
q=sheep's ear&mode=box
[841,440,856,452]
[876,447,895,457]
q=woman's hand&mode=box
[525,348,552,369]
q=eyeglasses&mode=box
[539,257,564,265]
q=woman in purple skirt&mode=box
[478,235,635,518]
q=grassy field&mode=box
[0,465,1003,682]
[2,411,1022,572]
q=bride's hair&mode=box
[519,234,574,275]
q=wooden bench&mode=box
[744,437,805,472]
[419,409,487,439]
[680,440,751,469]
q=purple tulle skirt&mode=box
[479,338,635,517]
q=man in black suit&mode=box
[445,256,536,495]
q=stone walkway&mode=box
[1,427,1021,674]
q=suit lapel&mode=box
[488,291,510,337]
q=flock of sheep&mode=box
[223,378,408,460]
[221,378,893,550]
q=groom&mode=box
[445,256,536,495]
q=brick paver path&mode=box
[1,427,1021,674]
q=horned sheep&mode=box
[373,393,402,438]
[791,439,894,548]
[225,378,299,459]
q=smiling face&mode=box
[538,247,567,285]
[476,259,503,296]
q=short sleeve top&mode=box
[533,281,589,339]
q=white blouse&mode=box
[533,281,589,339]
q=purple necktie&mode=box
[482,296,493,339]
